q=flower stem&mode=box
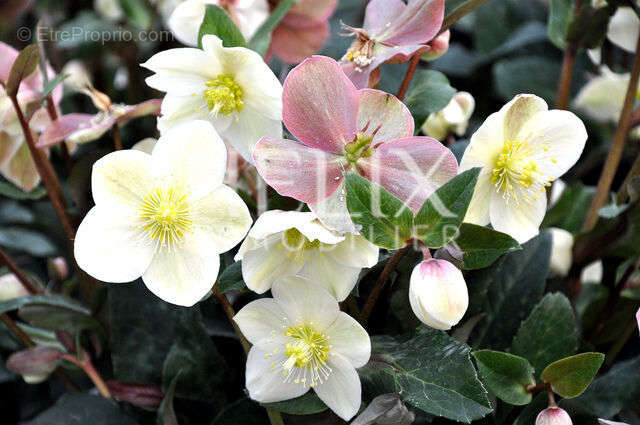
[360,245,411,326]
[616,139,640,204]
[440,0,490,35]
[113,123,123,151]
[526,382,550,393]
[583,30,640,231]
[396,55,420,101]
[0,248,43,294]
[555,0,583,110]
[44,96,72,172]
[61,353,112,398]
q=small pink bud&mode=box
[536,407,573,425]
[422,30,450,62]
[47,257,69,283]
[409,259,468,330]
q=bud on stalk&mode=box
[536,407,573,425]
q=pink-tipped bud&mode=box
[409,259,468,330]
[536,407,573,425]
[422,30,450,62]
[47,256,69,283]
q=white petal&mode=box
[608,7,640,53]
[462,170,492,226]
[272,276,340,331]
[549,227,573,277]
[308,182,357,234]
[295,220,344,245]
[234,298,288,345]
[74,207,154,283]
[193,184,251,253]
[324,233,379,268]
[459,110,504,172]
[489,189,546,243]
[241,234,304,293]
[245,210,317,241]
[245,345,309,403]
[221,107,282,163]
[132,138,157,154]
[167,0,206,47]
[141,48,220,95]
[158,95,211,129]
[233,0,269,40]
[298,253,361,301]
[501,94,548,142]
[314,353,361,421]
[574,70,629,122]
[152,120,228,199]
[142,231,220,306]
[324,313,370,368]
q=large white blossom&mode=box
[460,94,587,243]
[74,120,251,306]
[234,276,371,421]
[235,210,378,301]
[141,34,282,162]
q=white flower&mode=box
[549,228,573,277]
[141,34,283,162]
[421,91,475,141]
[409,259,468,330]
[168,0,269,46]
[459,94,588,243]
[235,210,378,301]
[234,276,371,421]
[0,274,29,301]
[575,66,632,123]
[607,7,639,54]
[74,120,252,306]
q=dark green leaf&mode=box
[56,12,121,49]
[493,56,561,105]
[548,0,574,49]
[263,393,328,415]
[217,261,246,294]
[212,398,270,425]
[567,4,612,49]
[248,0,297,56]
[119,0,152,29]
[542,183,595,233]
[157,372,180,425]
[542,353,605,399]
[403,70,456,124]
[344,172,413,249]
[6,45,39,97]
[0,181,46,200]
[41,73,67,99]
[447,223,521,269]
[18,305,101,334]
[198,5,246,48]
[23,394,139,425]
[0,227,57,257]
[414,168,480,248]
[510,293,578,377]
[472,350,535,406]
[359,328,492,423]
[0,294,90,316]
[513,392,549,425]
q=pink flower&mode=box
[340,0,445,89]
[253,56,457,232]
[268,0,338,63]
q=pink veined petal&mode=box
[363,0,406,34]
[0,41,18,84]
[38,113,116,148]
[341,61,381,90]
[357,89,414,144]
[375,0,445,46]
[253,136,345,204]
[116,99,162,124]
[283,56,359,153]
[270,18,329,64]
[358,137,458,213]
[289,0,337,22]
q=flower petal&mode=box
[270,19,329,64]
[295,220,344,245]
[221,107,282,163]
[233,0,270,40]
[272,276,340,331]
[167,0,205,46]
[245,345,309,403]
[375,0,444,46]
[38,113,115,148]
[462,170,492,226]
[141,48,220,95]
[1,141,39,192]
[325,233,379,268]
[357,89,414,144]
[358,137,458,212]
[289,0,337,22]
[283,56,359,153]
[234,298,288,345]
[243,210,317,242]
[74,207,154,283]
[0,131,22,168]
[314,353,361,421]
[308,181,357,233]
[459,109,505,171]
[363,0,406,33]
[574,69,629,122]
[324,312,370,367]
[489,188,547,243]
[253,136,345,203]
[502,94,548,142]
[298,253,361,301]
[608,7,640,53]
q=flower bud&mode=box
[421,30,450,62]
[409,259,468,330]
[421,92,475,141]
[549,228,573,277]
[536,407,573,425]
[61,60,92,93]
[6,346,61,384]
[47,257,69,283]
[0,274,29,302]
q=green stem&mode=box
[266,409,285,425]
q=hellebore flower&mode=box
[142,35,283,162]
[421,91,475,141]
[549,228,573,277]
[536,407,573,425]
[459,94,587,243]
[268,0,338,63]
[340,0,445,89]
[168,0,269,46]
[235,210,378,300]
[253,56,457,233]
[74,120,252,307]
[0,273,29,301]
[409,259,468,330]
[234,276,371,421]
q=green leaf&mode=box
[18,304,101,334]
[156,372,180,425]
[493,56,561,105]
[118,0,152,29]
[0,227,57,257]
[0,294,90,316]
[403,70,456,124]
[23,394,139,425]
[468,232,552,349]
[217,261,246,294]
[6,44,39,97]
[414,168,481,248]
[263,393,328,415]
[198,5,246,48]
[472,350,535,406]
[542,183,595,233]
[41,73,67,99]
[548,0,574,49]
[344,172,413,249]
[510,293,578,378]
[542,353,605,399]
[248,0,297,56]
[513,392,548,425]
[567,4,612,49]
[359,328,492,423]
[0,181,46,200]
[448,223,521,269]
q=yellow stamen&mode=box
[202,74,243,115]
[138,186,192,249]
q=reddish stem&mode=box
[396,55,420,101]
[0,248,43,294]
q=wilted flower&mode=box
[0,273,29,301]
[536,407,573,425]
[352,393,415,425]
[421,30,450,62]
[74,120,252,306]
[235,210,378,300]
[340,0,445,89]
[234,276,371,421]
[421,91,475,141]
[142,34,283,162]
[549,228,573,277]
[168,0,269,46]
[268,0,338,63]
[409,259,468,330]
[253,56,457,232]
[7,346,62,384]
[460,94,587,243]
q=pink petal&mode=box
[283,56,359,153]
[0,42,19,84]
[637,307,640,335]
[116,99,162,123]
[363,0,406,34]
[38,113,116,148]
[289,0,337,22]
[271,19,329,64]
[253,136,345,203]
[341,61,381,90]
[357,88,414,144]
[358,137,458,212]
[376,0,444,46]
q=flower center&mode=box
[344,132,374,163]
[138,186,192,249]
[202,74,243,115]
[280,228,324,263]
[491,140,553,203]
[281,323,331,387]
[341,25,376,69]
